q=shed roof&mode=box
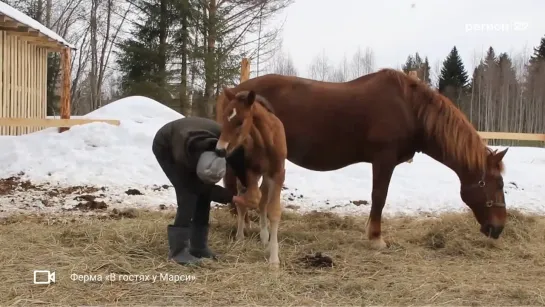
[0,1,75,49]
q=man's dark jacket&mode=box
[152,116,246,203]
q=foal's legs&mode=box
[236,171,261,241]
[235,204,248,241]
[367,160,395,250]
[266,169,285,267]
[258,178,272,247]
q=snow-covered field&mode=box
[1,96,544,218]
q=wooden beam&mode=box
[3,27,63,50]
[0,118,120,127]
[0,15,15,23]
[59,47,72,132]
[16,37,63,50]
[478,131,545,142]
[0,22,21,29]
[0,16,65,50]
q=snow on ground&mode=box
[1,95,544,218]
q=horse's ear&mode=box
[494,148,508,161]
[223,86,235,100]
[246,90,256,106]
[489,147,508,165]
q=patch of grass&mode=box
[1,208,545,306]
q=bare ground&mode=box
[1,205,545,306]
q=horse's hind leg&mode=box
[266,169,285,267]
[366,160,396,250]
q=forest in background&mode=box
[3,0,545,137]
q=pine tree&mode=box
[402,55,415,73]
[115,0,177,104]
[438,46,469,111]
[439,46,469,92]
[526,36,545,81]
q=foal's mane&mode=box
[380,69,501,173]
[234,90,278,153]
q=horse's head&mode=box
[215,87,256,158]
[459,148,509,239]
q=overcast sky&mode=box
[265,0,545,80]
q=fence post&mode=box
[240,58,250,82]
[59,47,71,133]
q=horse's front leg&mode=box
[366,160,396,250]
[265,168,285,268]
[236,178,251,233]
[258,175,272,247]
[236,171,261,241]
[235,204,248,242]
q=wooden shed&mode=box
[0,1,74,136]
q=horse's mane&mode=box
[235,90,275,114]
[379,68,502,173]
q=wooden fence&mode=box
[0,31,49,136]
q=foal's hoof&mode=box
[369,237,388,250]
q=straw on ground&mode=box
[2,207,545,306]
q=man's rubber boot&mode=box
[167,225,202,265]
[189,225,219,259]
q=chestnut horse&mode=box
[217,68,508,249]
[215,88,287,267]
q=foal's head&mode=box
[459,148,508,239]
[215,87,257,158]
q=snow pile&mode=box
[0,1,74,48]
[0,95,544,217]
[0,96,182,187]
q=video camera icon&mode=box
[33,270,56,285]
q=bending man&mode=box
[152,116,247,265]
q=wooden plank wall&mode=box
[0,31,47,136]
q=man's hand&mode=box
[232,195,247,207]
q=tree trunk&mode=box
[204,0,217,117]
[158,0,169,88]
[46,0,51,27]
[179,0,189,114]
[90,0,98,110]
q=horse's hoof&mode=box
[269,261,280,269]
[370,237,388,250]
